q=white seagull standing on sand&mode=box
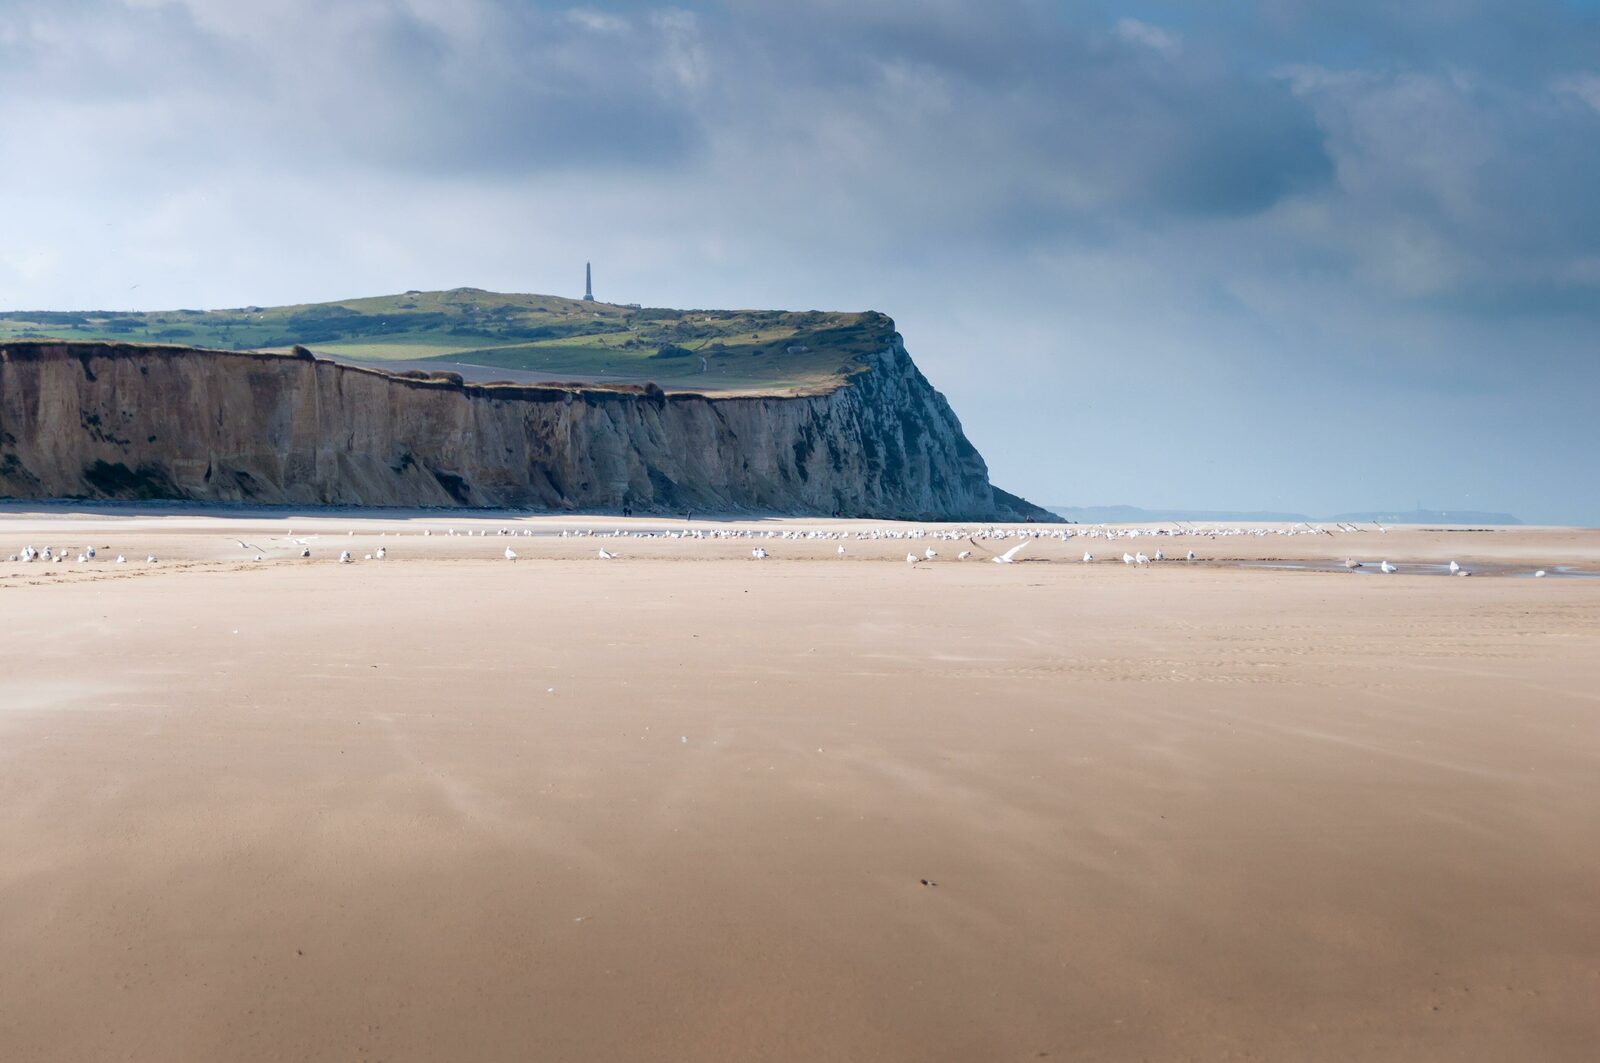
[924,547,937,560]
[837,545,846,556]
[504,546,518,561]
[906,552,920,565]
[992,542,1029,564]
[1083,551,1093,562]
[752,548,768,560]
[376,547,386,559]
[1380,561,1397,573]
[340,550,352,564]
[1186,550,1196,561]
[1344,558,1363,570]
[598,548,616,559]
[1448,561,1460,573]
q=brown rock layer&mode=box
[0,339,1044,519]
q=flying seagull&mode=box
[992,541,1029,564]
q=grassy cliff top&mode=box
[0,289,895,396]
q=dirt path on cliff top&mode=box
[0,518,1597,1062]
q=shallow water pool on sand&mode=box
[1231,560,1599,579]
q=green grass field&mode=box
[0,288,894,395]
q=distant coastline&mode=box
[1050,504,1523,526]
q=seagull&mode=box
[146,556,157,563]
[1535,569,1547,578]
[339,550,352,564]
[1153,549,1164,561]
[1380,561,1397,573]
[254,554,264,562]
[1123,552,1135,565]
[837,545,846,556]
[1135,552,1149,565]
[363,554,373,561]
[86,546,96,559]
[1082,551,1093,562]
[924,547,937,560]
[1448,561,1460,573]
[375,547,386,559]
[1186,550,1196,561]
[234,539,259,552]
[504,547,518,561]
[115,555,125,564]
[751,548,767,559]
[906,552,920,565]
[1344,559,1363,570]
[301,548,311,558]
[992,541,1029,564]
[958,550,972,560]
[598,548,616,559]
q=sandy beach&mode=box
[1,512,1597,1061]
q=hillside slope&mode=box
[0,289,890,396]
[0,334,1047,520]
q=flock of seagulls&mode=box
[10,544,157,566]
[2,522,1570,580]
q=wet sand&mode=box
[1,515,1597,1061]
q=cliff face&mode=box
[0,339,1045,520]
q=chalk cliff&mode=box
[0,337,1046,520]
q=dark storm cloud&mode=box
[0,0,709,175]
[0,0,1335,219]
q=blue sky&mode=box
[1,1,1596,522]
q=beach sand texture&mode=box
[2,515,1597,1061]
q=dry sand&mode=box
[1,513,1597,1061]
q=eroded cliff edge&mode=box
[0,336,1047,520]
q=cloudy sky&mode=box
[3,1,1597,523]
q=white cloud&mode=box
[1113,18,1181,58]
[566,8,630,34]
[1555,73,1600,113]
